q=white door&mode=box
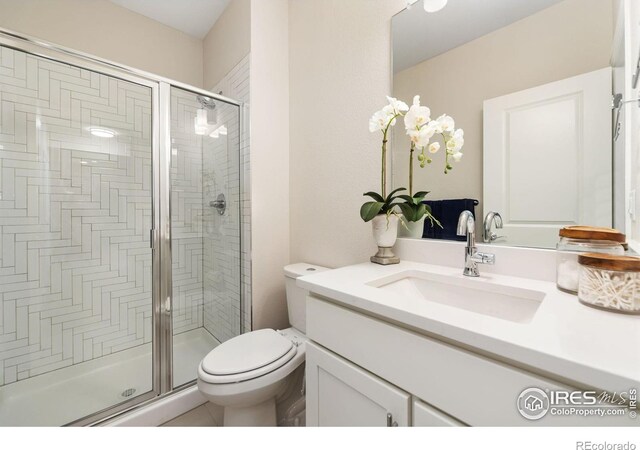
[483,68,612,248]
[305,342,410,427]
[412,398,465,427]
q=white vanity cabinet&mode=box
[305,294,631,427]
[306,342,410,426]
[306,340,464,427]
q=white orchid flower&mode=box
[406,128,421,146]
[425,119,443,135]
[453,128,464,150]
[404,95,431,131]
[428,142,440,154]
[408,124,436,148]
[446,128,464,153]
[385,96,409,115]
[369,97,408,133]
[369,109,390,132]
[451,151,464,162]
[437,114,455,133]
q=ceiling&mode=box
[109,0,231,39]
[393,0,565,73]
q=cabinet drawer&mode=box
[307,295,624,426]
[413,398,465,426]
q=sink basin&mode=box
[368,270,545,324]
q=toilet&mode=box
[197,263,328,426]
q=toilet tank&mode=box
[284,263,329,333]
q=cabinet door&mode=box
[412,398,465,427]
[306,342,410,427]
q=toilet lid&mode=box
[201,329,294,376]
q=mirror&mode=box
[391,0,636,249]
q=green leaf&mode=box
[398,203,416,221]
[385,187,406,202]
[360,202,384,222]
[416,203,427,220]
[413,196,427,203]
[363,191,385,202]
[397,195,415,204]
[413,191,430,198]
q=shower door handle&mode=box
[149,229,158,249]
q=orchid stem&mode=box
[381,137,387,198]
[409,142,415,197]
[380,113,400,199]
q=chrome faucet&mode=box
[483,211,503,243]
[456,210,495,277]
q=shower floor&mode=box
[0,328,218,426]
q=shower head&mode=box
[197,95,217,110]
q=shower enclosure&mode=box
[0,30,248,426]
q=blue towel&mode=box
[422,199,479,241]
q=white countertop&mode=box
[297,260,640,393]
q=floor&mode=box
[0,328,218,426]
[161,403,221,427]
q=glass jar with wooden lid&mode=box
[556,226,626,294]
[578,253,640,314]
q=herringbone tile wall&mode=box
[204,53,251,342]
[0,45,252,388]
[170,86,244,345]
[170,88,205,335]
[0,46,153,387]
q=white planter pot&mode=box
[371,214,399,248]
[398,215,426,239]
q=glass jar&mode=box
[556,227,625,294]
[578,253,640,314]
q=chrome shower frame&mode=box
[0,27,247,426]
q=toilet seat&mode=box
[200,329,298,384]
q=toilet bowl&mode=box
[197,263,328,426]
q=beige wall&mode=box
[250,0,290,330]
[289,0,406,268]
[203,0,251,89]
[393,0,613,231]
[0,0,203,87]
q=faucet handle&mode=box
[489,232,506,243]
[471,252,495,265]
[483,211,503,243]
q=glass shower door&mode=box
[169,87,242,388]
[0,45,155,425]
